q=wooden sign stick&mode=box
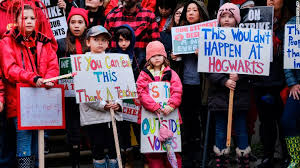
[43,72,77,83]
[110,108,123,168]
[38,130,45,168]
[226,89,234,147]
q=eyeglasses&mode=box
[175,12,182,16]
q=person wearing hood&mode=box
[171,0,209,166]
[110,24,138,168]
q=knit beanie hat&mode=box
[146,41,167,61]
[67,7,89,27]
[217,3,241,25]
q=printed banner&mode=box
[71,53,137,103]
[122,99,141,123]
[171,19,217,55]
[284,24,300,69]
[197,27,271,76]
[239,6,273,31]
[17,84,65,130]
[41,0,68,40]
[59,58,75,97]
[140,82,181,153]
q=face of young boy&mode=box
[69,15,87,37]
[220,13,236,27]
[17,9,36,35]
[118,35,130,51]
[86,34,109,53]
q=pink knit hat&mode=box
[146,41,167,61]
[217,3,241,25]
[67,7,89,27]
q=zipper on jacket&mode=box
[20,50,25,69]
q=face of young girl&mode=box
[150,55,164,68]
[219,13,236,27]
[17,9,36,35]
[118,35,130,51]
[69,15,87,37]
[174,7,183,25]
[86,34,109,53]
[186,3,200,24]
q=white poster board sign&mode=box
[140,82,181,153]
[198,27,271,76]
[17,84,65,130]
[284,24,300,69]
[71,53,137,103]
[121,99,141,123]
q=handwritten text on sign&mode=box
[41,0,68,40]
[198,27,271,76]
[18,85,65,130]
[140,82,181,153]
[71,53,137,103]
[171,19,217,55]
[284,24,300,69]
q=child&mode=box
[0,3,59,167]
[207,3,251,167]
[80,25,122,168]
[136,41,183,168]
[57,6,89,168]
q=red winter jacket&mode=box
[136,66,182,123]
[0,29,59,118]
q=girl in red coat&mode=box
[0,2,59,167]
[136,41,183,168]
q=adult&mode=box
[105,0,160,73]
[254,0,288,167]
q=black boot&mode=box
[17,156,35,168]
[69,145,80,168]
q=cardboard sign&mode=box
[71,53,137,103]
[59,58,75,97]
[41,0,68,40]
[17,84,65,130]
[121,99,141,123]
[239,6,274,31]
[284,24,300,69]
[140,82,181,153]
[197,27,272,76]
[171,19,218,55]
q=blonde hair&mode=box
[145,56,170,69]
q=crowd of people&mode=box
[0,0,298,168]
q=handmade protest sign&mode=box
[41,0,68,40]
[239,6,273,31]
[140,82,181,153]
[122,99,141,123]
[59,58,75,97]
[17,84,65,130]
[71,53,137,103]
[284,24,300,69]
[197,27,272,76]
[171,19,217,55]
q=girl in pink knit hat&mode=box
[207,3,252,168]
[136,41,183,168]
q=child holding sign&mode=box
[207,3,251,168]
[57,7,89,168]
[79,25,122,168]
[0,2,59,167]
[136,41,183,168]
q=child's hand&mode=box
[44,82,54,88]
[225,79,236,90]
[154,108,162,115]
[229,73,239,81]
[36,78,44,87]
[104,102,121,111]
[162,108,172,115]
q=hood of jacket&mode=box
[115,24,136,62]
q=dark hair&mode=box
[155,0,176,16]
[115,27,132,42]
[65,29,89,54]
[15,4,34,21]
[179,1,209,26]
[166,3,185,32]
